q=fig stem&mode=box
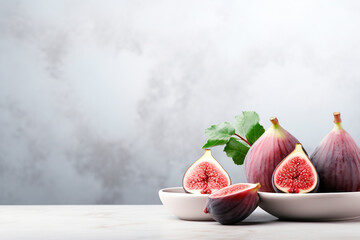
[270,117,279,126]
[333,112,341,124]
[234,133,252,147]
[333,112,343,130]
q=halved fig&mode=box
[272,143,319,193]
[183,149,231,194]
[204,183,261,225]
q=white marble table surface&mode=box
[0,205,359,239]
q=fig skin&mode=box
[182,149,231,194]
[244,117,300,192]
[310,112,360,192]
[272,143,319,193]
[204,183,260,225]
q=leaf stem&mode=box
[234,133,252,147]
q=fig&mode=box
[272,143,319,193]
[183,149,231,194]
[204,183,261,225]
[244,117,300,192]
[310,112,360,192]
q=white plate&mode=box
[159,187,213,221]
[258,191,360,221]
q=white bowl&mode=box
[258,191,360,221]
[158,187,214,221]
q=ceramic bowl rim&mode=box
[258,191,360,199]
[159,187,210,198]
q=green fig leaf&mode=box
[234,111,261,137]
[245,122,265,145]
[202,111,265,165]
[202,122,235,148]
[223,138,250,165]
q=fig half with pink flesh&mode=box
[204,183,261,225]
[244,117,300,192]
[311,112,360,192]
[272,143,319,193]
[183,149,231,194]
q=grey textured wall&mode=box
[1,0,360,204]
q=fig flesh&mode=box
[244,117,300,192]
[183,149,231,194]
[204,183,260,225]
[310,112,360,192]
[272,143,319,193]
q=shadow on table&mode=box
[276,216,360,223]
[228,210,280,226]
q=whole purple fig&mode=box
[244,117,300,192]
[311,112,360,192]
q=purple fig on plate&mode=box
[311,112,360,192]
[272,143,319,193]
[183,149,231,194]
[204,183,260,225]
[244,117,300,192]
